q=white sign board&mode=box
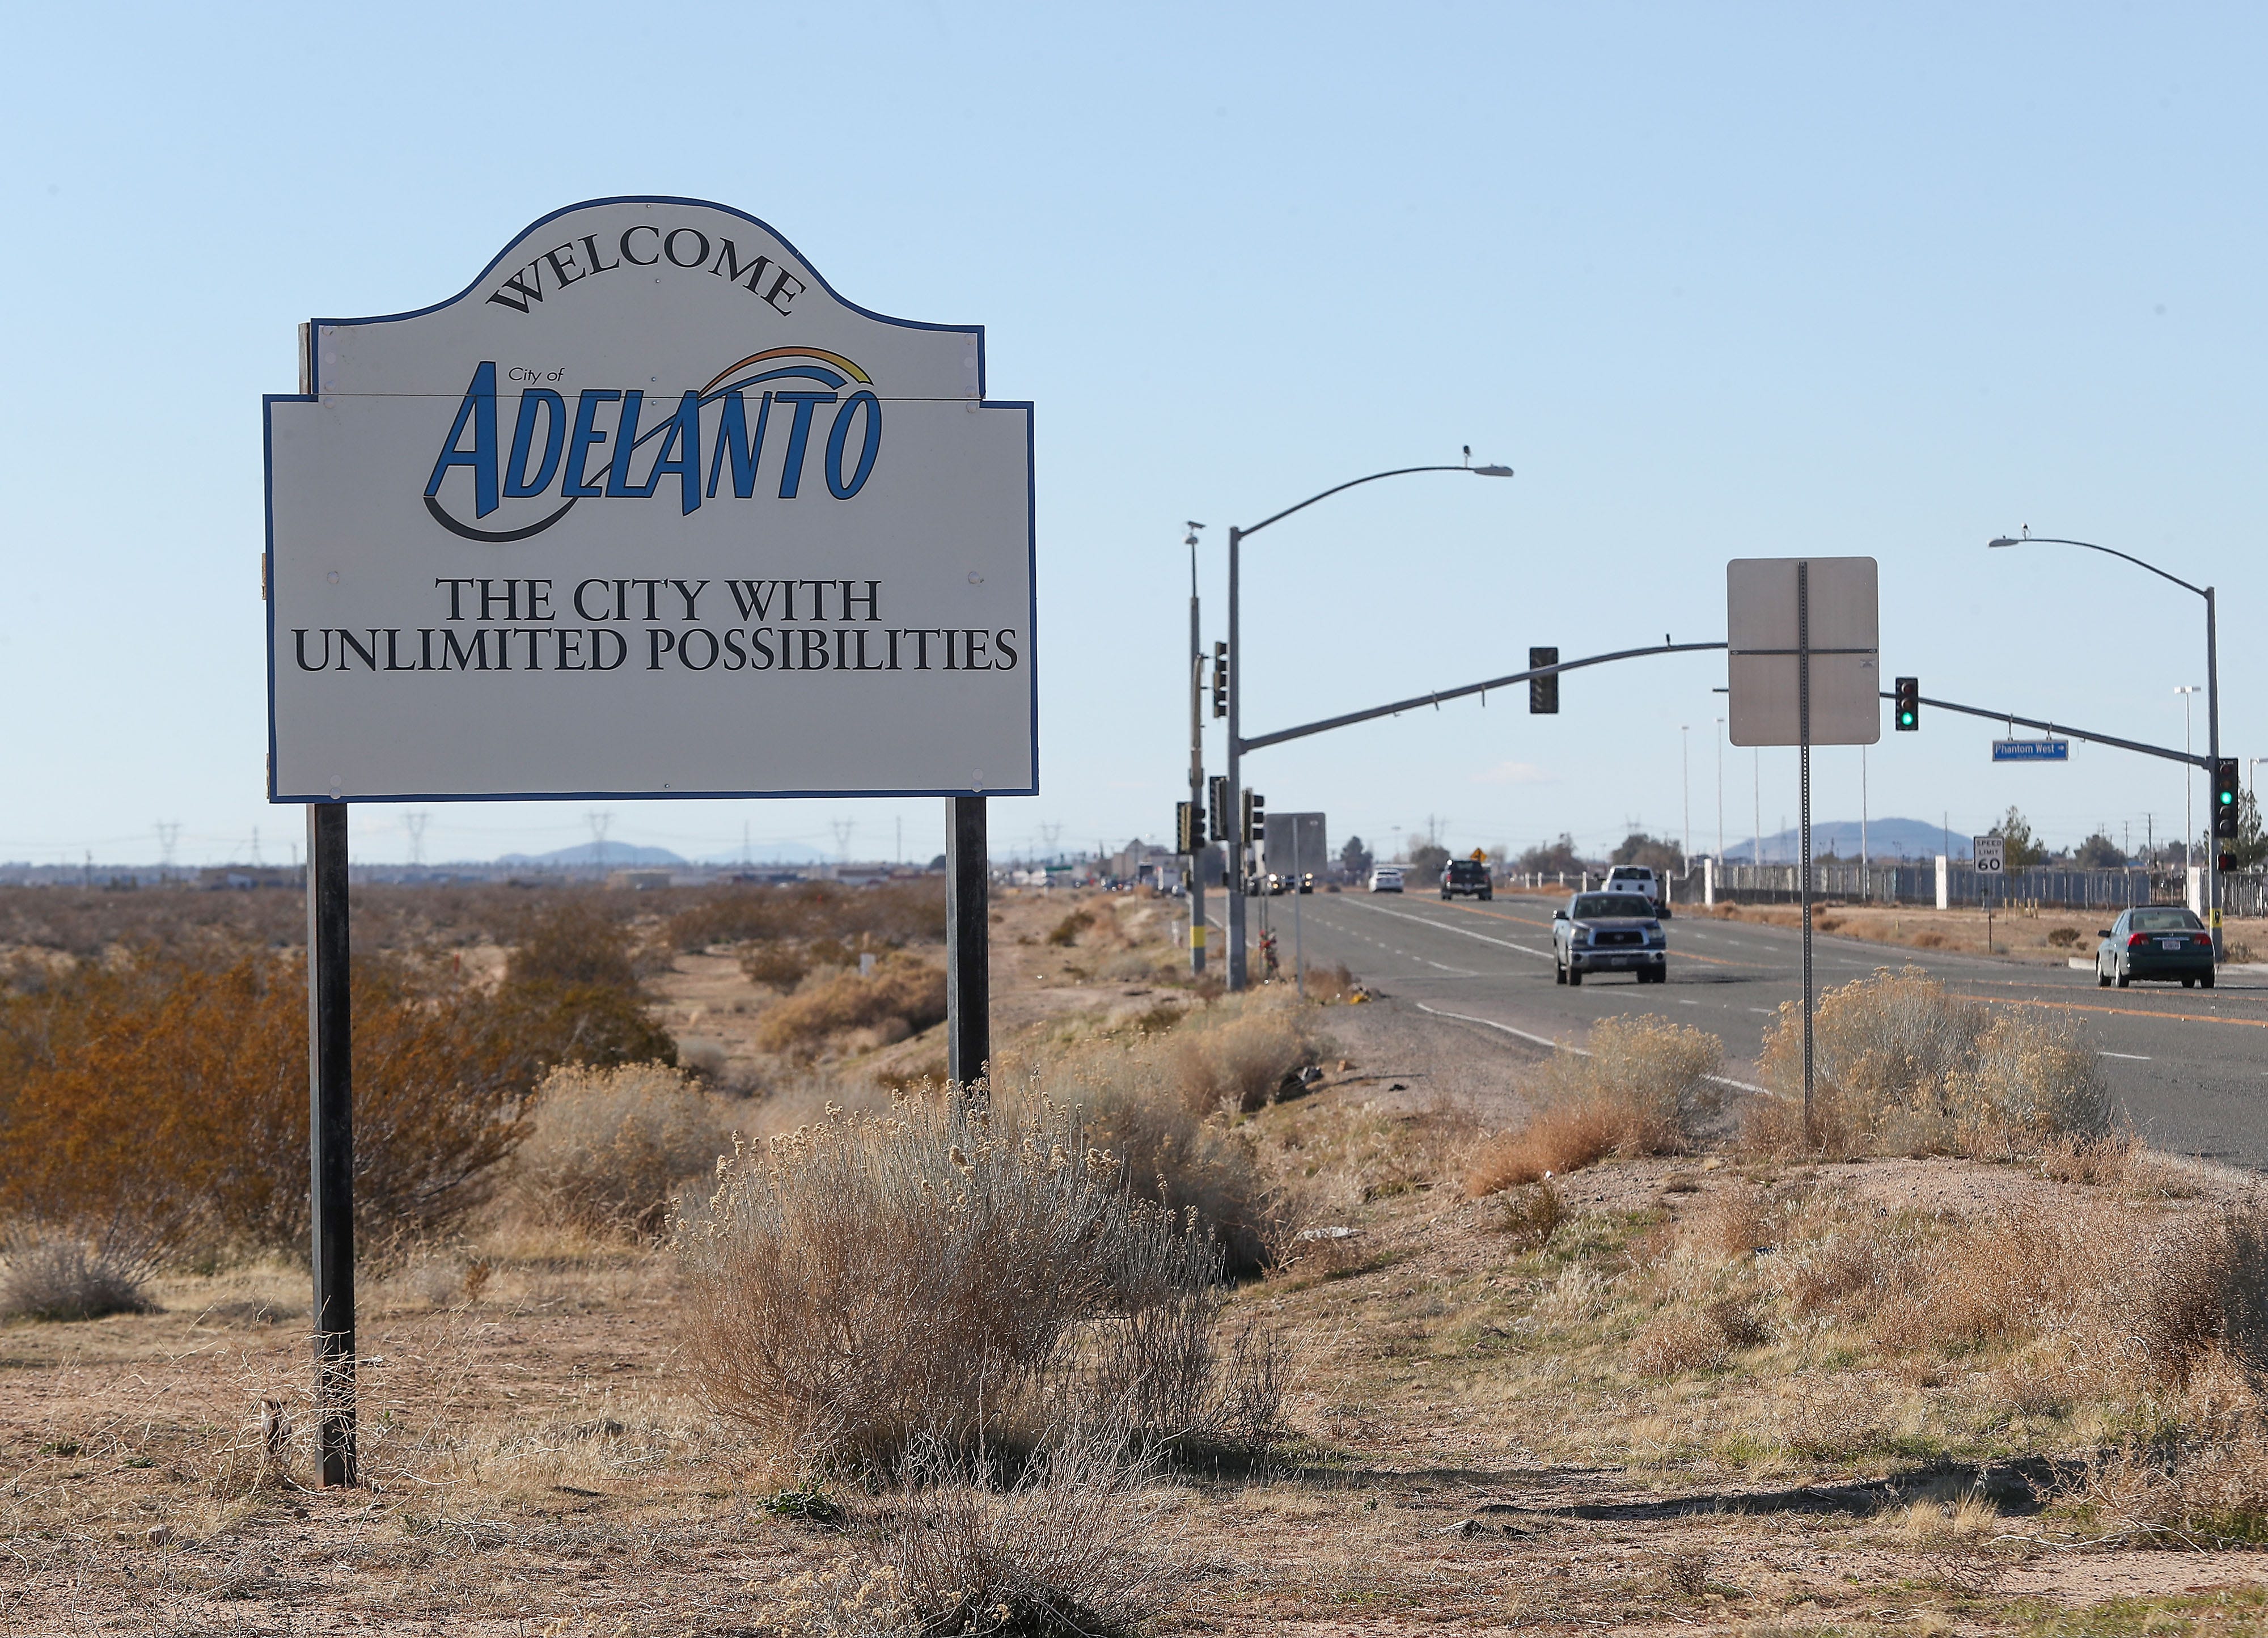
[1973,836,2005,873]
[265,197,1035,802]
[1725,557,1880,747]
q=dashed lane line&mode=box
[1412,1001,1768,1095]
[1987,996,2268,1030]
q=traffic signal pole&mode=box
[1225,524,1246,990]
[2208,586,2222,961]
[1187,534,1206,976]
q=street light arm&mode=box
[1988,535,2208,600]
[1239,463,1502,539]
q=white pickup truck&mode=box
[1597,865,1670,917]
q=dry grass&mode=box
[511,1061,745,1235]
[1491,1178,1570,1249]
[851,1433,1184,1637]
[0,1225,158,1320]
[1745,965,2110,1156]
[667,877,947,953]
[989,996,1319,1275]
[1160,1000,1326,1116]
[752,953,948,1058]
[674,1092,1268,1477]
[1465,1014,1724,1194]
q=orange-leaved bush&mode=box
[0,939,653,1257]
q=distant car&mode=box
[1599,864,1670,919]
[1368,867,1404,893]
[2096,906,2214,989]
[1552,891,1668,985]
[1441,858,1493,901]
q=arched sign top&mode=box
[266,198,1035,804]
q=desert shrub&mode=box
[0,1226,156,1321]
[1492,1179,1569,1249]
[514,1063,742,1235]
[2046,926,2083,948]
[1162,1002,1325,1116]
[1305,962,1360,1002]
[754,955,947,1058]
[992,999,1313,1274]
[677,1094,1264,1476]
[1046,909,1095,947]
[739,942,811,991]
[854,1432,1182,1637]
[1630,1313,1731,1376]
[667,879,946,953]
[0,947,544,1256]
[1464,1016,1723,1193]
[1748,967,2108,1154]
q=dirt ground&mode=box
[6,886,2267,1634]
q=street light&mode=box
[2176,685,2199,878]
[1988,532,2223,959]
[1221,454,1514,988]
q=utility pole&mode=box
[1714,719,1725,866]
[2177,686,2198,880]
[1679,725,1691,868]
[1184,523,1207,976]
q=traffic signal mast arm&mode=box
[1878,689,2208,769]
[1238,639,1728,755]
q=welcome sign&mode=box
[265,197,1035,802]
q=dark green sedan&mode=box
[2095,906,2215,989]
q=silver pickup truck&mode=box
[1552,891,1669,985]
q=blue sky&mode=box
[3,3,2263,867]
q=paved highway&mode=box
[1246,890,2268,1167]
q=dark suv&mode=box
[1441,859,1493,901]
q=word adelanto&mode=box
[423,354,882,543]
[289,577,1020,675]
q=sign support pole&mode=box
[1797,562,1815,1143]
[305,801,357,1488]
[946,796,991,1101]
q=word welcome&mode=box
[486,225,805,316]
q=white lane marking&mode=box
[1749,1007,1775,1015]
[1411,1001,1768,1094]
[2097,1051,2153,1061]
[1676,999,1698,1006]
[1352,900,1556,959]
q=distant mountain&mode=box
[496,841,689,867]
[1721,818,1970,864]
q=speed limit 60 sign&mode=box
[1973,836,2005,873]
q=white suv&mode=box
[1368,867,1404,894]
[1599,865,1669,918]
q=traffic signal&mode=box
[1211,642,1228,718]
[1242,788,1265,847]
[1207,774,1229,843]
[2221,852,2239,875]
[1894,676,1920,731]
[1529,646,1559,714]
[2214,759,2241,839]
[1175,801,1203,854]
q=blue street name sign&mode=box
[1992,738,2070,763]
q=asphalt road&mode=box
[1242,890,2268,1168]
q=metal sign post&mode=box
[1728,557,1881,1142]
[304,802,355,1488]
[267,198,1035,1480]
[1974,835,2005,955]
